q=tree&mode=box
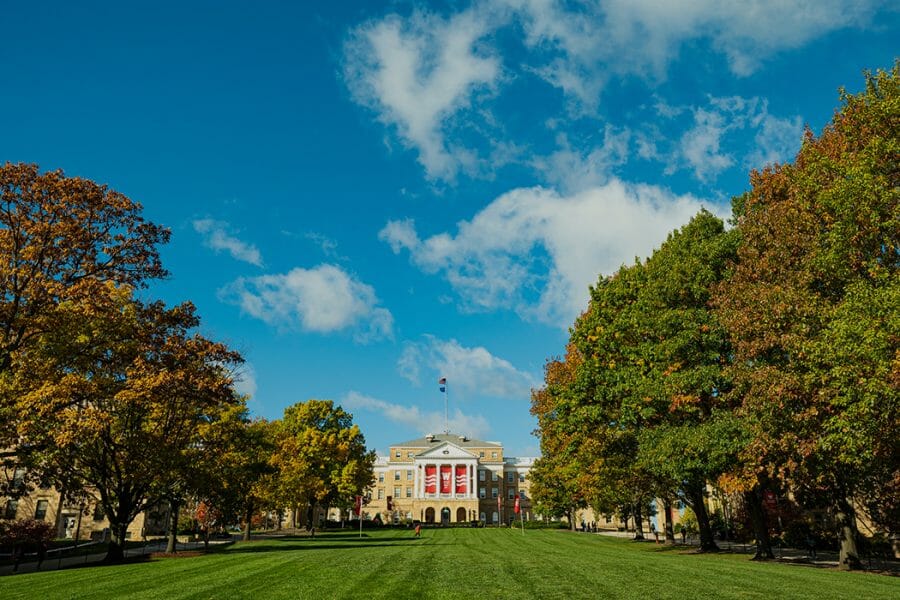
[530,345,588,529]
[714,64,899,569]
[12,284,243,562]
[270,400,375,530]
[0,163,168,493]
[192,407,275,542]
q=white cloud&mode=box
[220,264,394,343]
[344,7,501,180]
[677,108,735,183]
[398,336,537,399]
[509,0,883,107]
[532,125,630,193]
[746,113,805,169]
[665,95,804,181]
[381,179,720,327]
[343,391,490,439]
[193,219,263,266]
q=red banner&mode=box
[354,495,362,516]
[455,465,467,494]
[440,465,452,494]
[514,495,520,514]
[424,465,436,494]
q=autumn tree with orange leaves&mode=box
[12,284,243,562]
[714,64,899,570]
[529,344,588,529]
[0,163,169,494]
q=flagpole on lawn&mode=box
[515,494,524,535]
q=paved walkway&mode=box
[592,530,899,573]
[0,536,236,576]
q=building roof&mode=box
[392,432,501,449]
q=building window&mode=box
[507,472,515,483]
[394,471,401,481]
[34,499,49,521]
[519,473,526,482]
[491,471,499,482]
[479,451,485,458]
[394,487,401,498]
[407,452,413,458]
[491,452,498,459]
[508,488,515,499]
[479,487,486,499]
[378,489,384,500]
[406,487,412,498]
[3,499,18,520]
[378,473,384,483]
[12,467,26,490]
[406,470,413,481]
[395,450,401,458]
[479,470,485,482]
[519,490,527,499]
[491,488,498,499]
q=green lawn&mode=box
[1,528,897,599]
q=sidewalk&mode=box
[0,536,235,576]
[592,530,899,573]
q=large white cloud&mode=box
[344,7,502,180]
[380,179,722,327]
[220,264,394,343]
[193,219,263,267]
[510,0,883,104]
[398,335,537,399]
[342,1,879,181]
[343,391,490,439]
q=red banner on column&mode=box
[440,465,452,494]
[455,465,467,494]
[424,465,436,494]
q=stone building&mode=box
[363,433,536,525]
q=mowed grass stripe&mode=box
[1,529,897,599]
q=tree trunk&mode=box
[835,496,862,570]
[104,521,128,563]
[165,498,179,554]
[744,487,774,560]
[633,502,644,540]
[663,498,676,544]
[243,501,254,542]
[687,484,719,552]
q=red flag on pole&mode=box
[514,495,521,514]
[354,495,362,516]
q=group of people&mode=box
[579,521,598,533]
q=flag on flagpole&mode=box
[438,377,446,392]
[514,494,521,514]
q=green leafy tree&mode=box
[192,408,276,542]
[271,400,375,529]
[714,64,899,570]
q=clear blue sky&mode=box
[2,1,897,457]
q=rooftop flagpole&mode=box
[438,377,448,433]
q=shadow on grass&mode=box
[223,541,447,554]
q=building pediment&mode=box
[416,442,477,460]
